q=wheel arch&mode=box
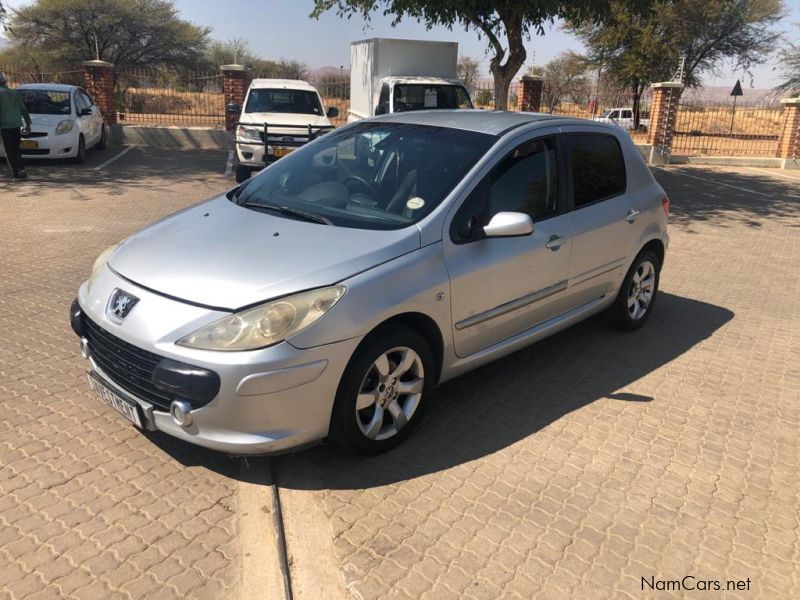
[639,237,665,269]
[359,312,445,386]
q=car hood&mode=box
[108,195,420,310]
[29,114,72,128]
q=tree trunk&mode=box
[632,80,641,130]
[476,12,527,112]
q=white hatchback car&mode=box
[0,83,106,163]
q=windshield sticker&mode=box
[407,197,425,210]
[424,89,438,108]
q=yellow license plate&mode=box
[274,147,293,158]
[20,140,39,150]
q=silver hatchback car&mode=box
[71,110,668,455]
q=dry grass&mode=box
[113,86,786,157]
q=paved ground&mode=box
[279,165,800,599]
[1,150,799,600]
[0,148,240,599]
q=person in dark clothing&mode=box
[0,72,32,180]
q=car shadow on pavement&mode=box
[146,292,734,487]
[276,292,734,490]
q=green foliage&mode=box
[475,89,493,106]
[4,0,210,71]
[311,0,622,110]
[457,56,480,93]
[775,25,800,94]
[252,59,309,80]
[574,0,783,90]
[530,51,591,113]
[205,39,258,69]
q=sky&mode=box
[2,0,799,88]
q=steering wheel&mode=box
[344,175,379,199]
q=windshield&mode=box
[19,90,71,115]
[232,122,494,230]
[393,85,473,112]
[245,89,323,115]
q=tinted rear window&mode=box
[566,134,626,207]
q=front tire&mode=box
[74,135,86,164]
[235,164,252,183]
[329,325,434,454]
[610,249,660,330]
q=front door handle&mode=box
[546,234,568,250]
[625,209,641,223]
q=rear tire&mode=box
[610,249,660,330]
[235,164,251,183]
[329,325,434,454]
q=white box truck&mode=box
[348,38,473,122]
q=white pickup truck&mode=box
[348,38,473,122]
[230,78,338,182]
[593,108,649,132]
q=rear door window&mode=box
[566,134,626,207]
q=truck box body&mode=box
[349,38,459,120]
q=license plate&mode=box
[20,140,39,150]
[274,147,293,158]
[87,372,143,428]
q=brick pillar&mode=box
[646,82,683,162]
[520,76,543,113]
[776,98,800,162]
[82,60,116,125]
[221,64,248,131]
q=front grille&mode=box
[83,316,172,410]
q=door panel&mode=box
[562,129,645,307]
[446,218,572,357]
[444,132,573,358]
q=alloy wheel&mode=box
[627,259,656,320]
[355,346,425,441]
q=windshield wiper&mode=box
[241,202,332,225]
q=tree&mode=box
[251,58,309,80]
[4,0,209,71]
[205,39,258,69]
[311,0,623,111]
[530,51,590,113]
[457,56,480,94]
[775,25,800,95]
[573,0,783,127]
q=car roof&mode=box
[369,109,594,136]
[249,79,318,92]
[16,83,78,92]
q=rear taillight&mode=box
[662,195,670,218]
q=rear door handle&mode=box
[625,209,641,223]
[546,234,568,250]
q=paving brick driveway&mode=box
[0,149,239,599]
[1,153,798,600]
[279,166,800,599]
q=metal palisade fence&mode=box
[672,96,782,157]
[115,68,226,128]
[0,63,788,158]
[0,65,84,88]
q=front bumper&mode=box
[0,130,78,158]
[73,268,361,454]
[235,142,296,169]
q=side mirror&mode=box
[483,212,534,238]
[225,102,241,115]
[79,107,92,117]
[326,106,339,118]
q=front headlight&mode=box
[87,243,119,292]
[55,119,75,135]
[236,126,261,142]
[177,286,346,351]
